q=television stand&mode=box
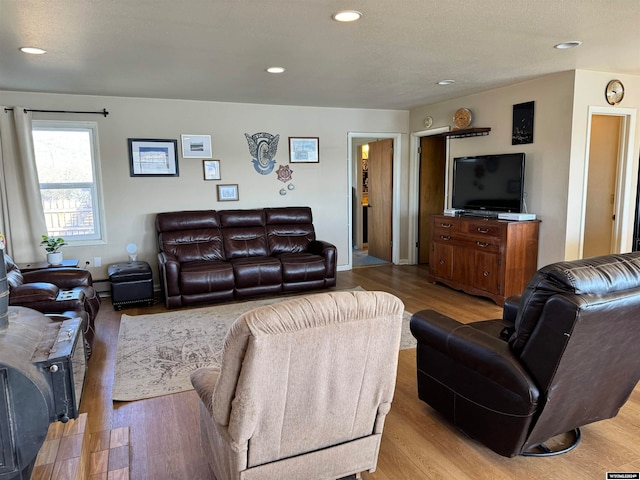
[428,214,540,305]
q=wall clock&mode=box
[605,79,624,106]
[453,108,472,129]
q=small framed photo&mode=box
[181,134,212,158]
[217,184,239,201]
[289,137,319,163]
[128,138,179,177]
[203,160,221,181]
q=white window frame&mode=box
[32,120,107,245]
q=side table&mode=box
[16,259,80,273]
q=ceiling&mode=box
[1,0,639,111]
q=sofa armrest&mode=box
[410,310,538,401]
[308,240,336,278]
[158,252,181,297]
[10,282,59,304]
[23,268,93,288]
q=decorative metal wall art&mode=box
[245,132,280,175]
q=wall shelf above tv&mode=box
[440,127,491,139]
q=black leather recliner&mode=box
[410,252,640,457]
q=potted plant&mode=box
[40,235,68,266]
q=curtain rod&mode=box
[4,107,109,117]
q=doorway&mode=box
[581,107,638,257]
[348,132,403,269]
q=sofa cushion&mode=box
[160,228,225,263]
[278,253,326,283]
[180,261,235,295]
[230,256,282,288]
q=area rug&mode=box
[112,289,416,402]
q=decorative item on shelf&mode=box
[423,116,434,129]
[605,79,624,106]
[40,235,67,266]
[453,108,473,129]
[126,243,138,262]
[181,134,212,159]
[245,132,279,175]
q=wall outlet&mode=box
[93,256,102,267]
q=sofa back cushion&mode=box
[219,209,269,259]
[156,210,225,262]
[265,207,316,255]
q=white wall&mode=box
[0,90,409,281]
[410,71,576,267]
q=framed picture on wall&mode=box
[128,138,179,177]
[289,137,319,163]
[217,184,239,201]
[512,101,534,145]
[181,134,212,158]
[203,160,221,180]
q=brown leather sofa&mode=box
[156,207,337,308]
[410,252,640,457]
[5,254,100,357]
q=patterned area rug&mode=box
[112,289,416,402]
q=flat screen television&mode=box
[451,153,525,216]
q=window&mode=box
[32,121,105,242]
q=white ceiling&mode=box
[1,0,639,110]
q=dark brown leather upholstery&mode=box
[156,207,337,308]
[410,252,640,457]
[5,254,100,357]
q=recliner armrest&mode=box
[410,310,538,401]
[503,295,521,323]
[10,282,59,303]
[23,268,93,288]
[308,240,336,278]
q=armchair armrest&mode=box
[23,268,93,288]
[410,309,539,412]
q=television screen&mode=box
[451,153,525,214]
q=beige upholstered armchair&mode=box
[190,290,404,480]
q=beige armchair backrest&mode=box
[210,290,404,471]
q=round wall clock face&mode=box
[453,108,472,129]
[605,79,624,105]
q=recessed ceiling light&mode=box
[554,41,582,49]
[332,10,363,22]
[20,46,47,55]
[437,80,455,85]
[266,67,286,74]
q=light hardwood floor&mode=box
[80,264,640,479]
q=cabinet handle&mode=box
[439,259,445,265]
[476,241,490,247]
[440,223,452,228]
[477,227,490,234]
[483,271,490,277]
[440,235,452,241]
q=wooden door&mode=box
[418,136,447,264]
[367,139,393,262]
[584,115,621,257]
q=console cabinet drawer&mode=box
[428,214,540,305]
